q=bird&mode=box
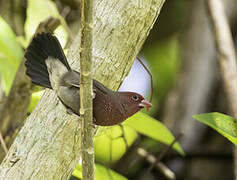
[24,33,152,126]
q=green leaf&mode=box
[28,90,44,113]
[72,164,128,180]
[24,0,67,46]
[123,112,184,155]
[193,112,237,145]
[0,16,23,93]
[94,125,138,164]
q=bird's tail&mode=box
[25,33,71,88]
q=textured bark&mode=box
[0,0,165,179]
[80,0,94,179]
[0,17,61,162]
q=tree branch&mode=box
[0,132,7,155]
[0,17,61,162]
[206,0,237,177]
[137,148,175,180]
[80,0,94,179]
[0,0,26,36]
[207,0,237,115]
[0,1,165,179]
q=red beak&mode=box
[139,99,152,111]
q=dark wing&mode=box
[93,79,111,95]
[60,70,80,87]
[60,70,112,95]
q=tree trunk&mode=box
[0,0,165,179]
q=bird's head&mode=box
[118,92,152,118]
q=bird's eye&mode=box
[132,95,139,101]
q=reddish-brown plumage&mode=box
[93,91,150,126]
[24,33,152,126]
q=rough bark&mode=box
[0,0,165,179]
[0,17,61,162]
[80,0,94,179]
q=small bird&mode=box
[24,33,152,126]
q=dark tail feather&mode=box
[24,33,71,88]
